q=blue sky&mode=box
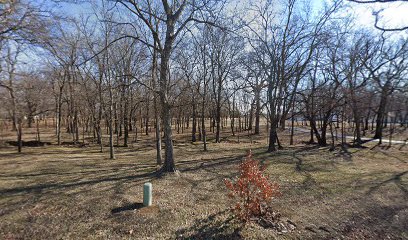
[345,0,408,30]
[53,0,407,32]
[12,0,405,72]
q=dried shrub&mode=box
[224,150,281,223]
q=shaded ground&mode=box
[0,126,407,239]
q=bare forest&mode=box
[1,0,407,239]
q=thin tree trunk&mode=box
[57,89,63,145]
[145,97,149,136]
[192,97,197,142]
[36,118,41,142]
[17,118,22,153]
[290,95,295,145]
[109,102,115,159]
[254,91,261,135]
[329,121,335,151]
[374,87,388,139]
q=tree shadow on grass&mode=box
[376,150,408,164]
[339,198,408,239]
[179,155,243,173]
[111,202,144,214]
[291,145,338,172]
[398,138,407,150]
[367,171,408,197]
[175,210,242,240]
[6,140,52,147]
[0,171,157,197]
[337,144,353,161]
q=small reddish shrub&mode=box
[224,150,281,222]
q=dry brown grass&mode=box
[0,125,407,239]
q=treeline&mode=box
[0,0,407,172]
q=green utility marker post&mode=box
[143,183,152,207]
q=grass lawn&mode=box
[0,127,407,239]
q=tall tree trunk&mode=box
[290,114,295,146]
[152,41,162,165]
[198,121,202,141]
[74,110,79,143]
[17,118,22,153]
[290,94,296,145]
[36,118,41,142]
[310,127,314,143]
[109,100,115,159]
[267,82,278,152]
[145,97,149,136]
[57,90,62,145]
[161,101,175,171]
[329,121,335,150]
[319,123,328,146]
[27,112,33,128]
[215,100,221,143]
[248,100,254,131]
[201,97,207,151]
[254,91,261,135]
[191,96,197,142]
[353,106,362,146]
[154,115,162,165]
[231,94,235,136]
[280,112,287,130]
[123,101,129,147]
[268,123,277,152]
[309,118,324,145]
[374,88,388,139]
[159,30,176,172]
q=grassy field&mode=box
[0,126,407,239]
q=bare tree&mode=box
[245,0,339,151]
[348,0,408,31]
[114,0,223,172]
[0,43,23,152]
[364,37,408,141]
[207,25,242,143]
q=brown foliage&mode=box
[224,150,281,223]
